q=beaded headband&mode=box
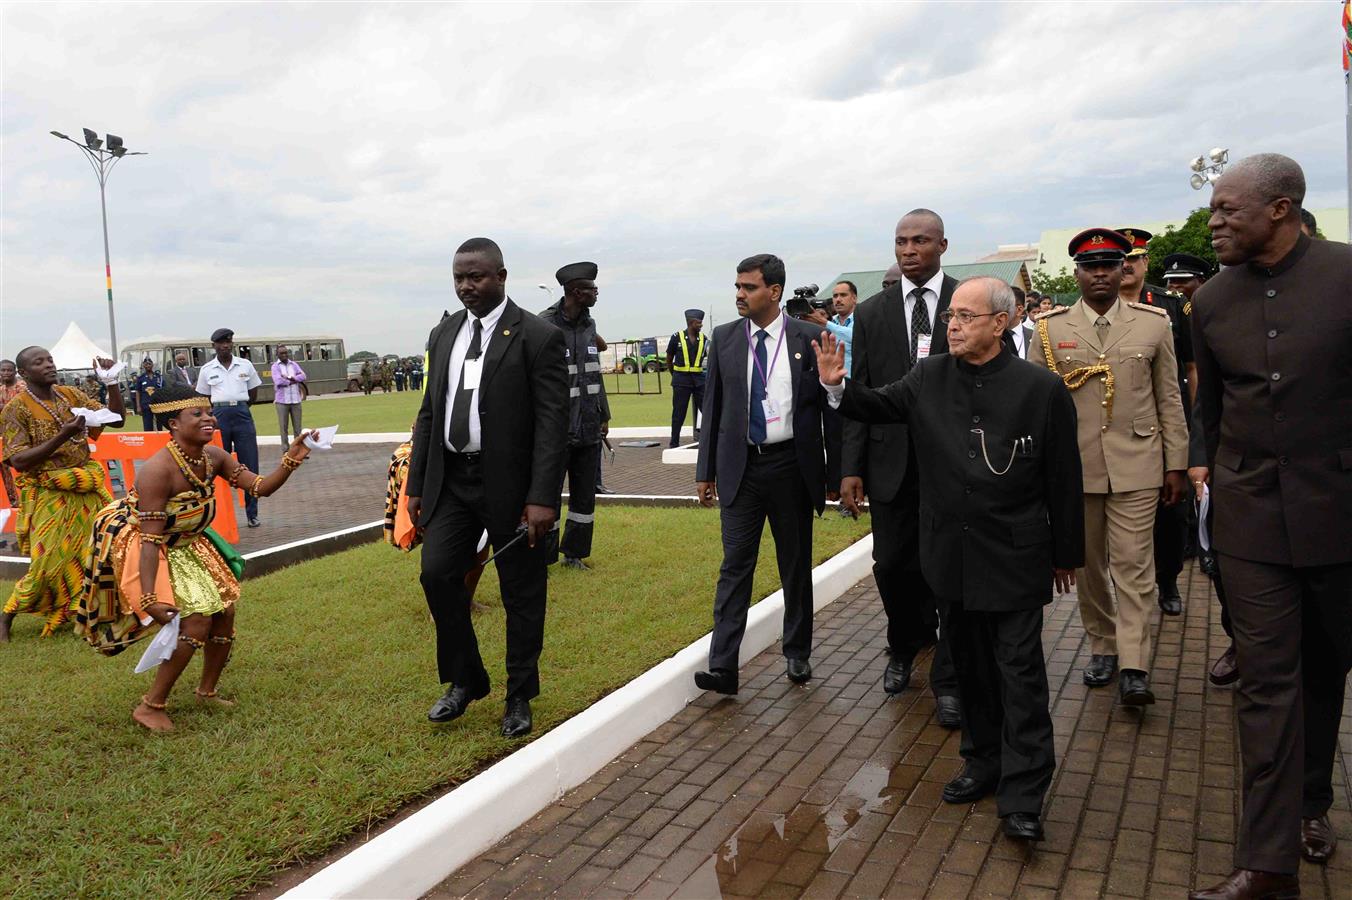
[149,396,212,414]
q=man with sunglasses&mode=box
[1035,229,1188,710]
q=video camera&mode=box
[784,284,833,319]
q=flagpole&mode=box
[1345,0,1351,239]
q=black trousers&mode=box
[215,404,259,520]
[943,597,1055,816]
[869,466,958,698]
[1154,499,1185,588]
[670,379,704,447]
[559,442,600,561]
[1220,555,1352,874]
[419,452,550,702]
[708,446,814,672]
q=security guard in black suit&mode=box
[1117,228,1193,616]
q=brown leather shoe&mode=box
[1209,644,1240,686]
[1302,814,1336,863]
[1188,868,1299,899]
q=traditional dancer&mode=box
[0,347,124,641]
[75,383,314,732]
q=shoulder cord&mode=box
[1037,316,1115,424]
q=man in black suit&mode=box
[407,237,569,738]
[693,254,838,694]
[817,276,1083,841]
[840,209,960,725]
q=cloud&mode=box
[2,1,1344,356]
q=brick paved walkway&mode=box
[432,562,1351,899]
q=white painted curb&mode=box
[282,533,875,899]
[324,426,670,445]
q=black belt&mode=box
[749,440,794,455]
[446,448,482,463]
[212,401,248,408]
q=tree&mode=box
[1147,208,1216,284]
[1030,266,1079,297]
[348,350,378,362]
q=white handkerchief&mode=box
[1197,484,1211,552]
[95,360,127,385]
[303,425,340,450]
[70,407,123,426]
[135,615,180,673]
[0,509,10,532]
[476,530,489,554]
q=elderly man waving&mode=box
[815,276,1084,842]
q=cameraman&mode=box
[797,282,855,381]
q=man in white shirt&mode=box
[693,254,839,694]
[196,328,263,526]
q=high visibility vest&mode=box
[672,332,707,372]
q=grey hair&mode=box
[959,276,1017,319]
[1226,153,1306,207]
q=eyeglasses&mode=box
[939,310,1001,325]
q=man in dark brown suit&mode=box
[1188,154,1352,900]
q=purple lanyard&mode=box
[745,313,786,388]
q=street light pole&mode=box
[50,128,146,357]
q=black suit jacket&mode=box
[842,274,958,502]
[695,315,838,511]
[408,298,569,534]
[837,348,1084,611]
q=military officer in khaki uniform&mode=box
[1033,228,1188,707]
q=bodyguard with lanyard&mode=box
[694,254,839,695]
[195,328,263,527]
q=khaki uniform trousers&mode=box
[1078,488,1158,672]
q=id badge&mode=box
[461,358,483,391]
[916,334,933,359]
[762,398,781,425]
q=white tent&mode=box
[50,322,111,371]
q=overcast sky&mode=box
[2,1,1346,358]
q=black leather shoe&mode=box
[935,695,962,730]
[247,517,261,528]
[943,767,998,804]
[1083,654,1118,686]
[501,698,532,737]
[427,683,489,723]
[595,484,616,495]
[1119,669,1156,706]
[562,557,591,571]
[1302,813,1336,863]
[786,658,812,684]
[1158,580,1182,616]
[1001,812,1045,841]
[883,655,912,695]
[1209,645,1240,686]
[1188,868,1299,899]
[694,668,738,695]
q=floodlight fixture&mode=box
[50,130,69,139]
[106,134,125,157]
[1188,145,1229,191]
[82,127,102,150]
[1190,173,1208,190]
[1208,147,1228,165]
[1189,156,1206,173]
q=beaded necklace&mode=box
[28,388,86,445]
[167,438,214,493]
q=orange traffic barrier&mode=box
[0,432,240,544]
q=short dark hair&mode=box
[1300,208,1318,233]
[15,346,43,371]
[1010,286,1026,305]
[455,237,505,268]
[150,383,210,430]
[0,359,14,368]
[901,208,945,236]
[736,254,786,289]
[835,280,857,297]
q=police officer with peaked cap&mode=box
[666,308,708,447]
[1033,228,1189,708]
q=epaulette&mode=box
[1039,304,1071,318]
[1128,302,1169,317]
[1182,301,1192,316]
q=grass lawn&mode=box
[0,506,869,898]
[253,374,674,436]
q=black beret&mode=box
[555,261,598,286]
[210,328,234,343]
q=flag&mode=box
[1344,0,1351,71]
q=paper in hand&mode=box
[1196,484,1211,552]
[303,425,340,450]
[135,615,180,673]
[70,407,124,426]
[95,360,127,385]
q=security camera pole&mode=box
[49,128,147,357]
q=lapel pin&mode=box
[503,329,511,336]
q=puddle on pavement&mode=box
[675,762,904,898]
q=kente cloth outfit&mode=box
[383,440,421,551]
[0,386,113,635]
[76,478,240,655]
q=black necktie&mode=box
[909,288,930,367]
[449,318,483,451]
[749,329,768,445]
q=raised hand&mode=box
[811,331,846,386]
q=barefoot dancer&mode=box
[75,384,315,732]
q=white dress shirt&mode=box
[745,311,794,445]
[443,299,509,453]
[899,268,945,354]
[1010,321,1027,359]
[195,356,261,402]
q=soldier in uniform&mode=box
[379,359,394,393]
[1117,228,1194,616]
[539,261,610,570]
[1034,228,1188,707]
[360,360,374,395]
[666,309,708,448]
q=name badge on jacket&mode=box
[461,358,483,391]
[916,334,933,359]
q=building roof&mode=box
[974,243,1041,264]
[822,261,1030,301]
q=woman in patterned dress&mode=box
[75,383,315,732]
